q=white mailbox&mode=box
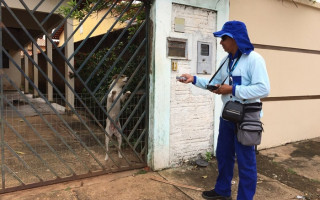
[197,41,212,74]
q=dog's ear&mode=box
[112,74,118,80]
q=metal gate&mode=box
[0,0,150,193]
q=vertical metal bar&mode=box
[0,0,5,189]
[144,0,150,163]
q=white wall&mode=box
[169,4,216,165]
[149,0,229,170]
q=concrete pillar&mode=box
[24,46,29,93]
[64,18,74,111]
[12,50,21,89]
[46,36,53,102]
[148,0,172,170]
[32,43,39,97]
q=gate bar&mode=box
[15,0,139,143]
[15,1,146,163]
[3,74,90,172]
[31,0,45,13]
[74,0,130,72]
[84,2,144,84]
[6,0,122,147]
[0,0,5,190]
[144,0,150,162]
[4,96,72,177]
[40,0,65,26]
[4,118,59,178]
[2,48,117,169]
[4,0,145,164]
[1,23,125,167]
[59,0,109,50]
[4,142,43,181]
[114,57,146,120]
[48,0,84,35]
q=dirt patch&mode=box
[290,141,320,159]
[257,152,320,200]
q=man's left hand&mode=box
[213,84,233,95]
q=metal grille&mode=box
[0,0,150,193]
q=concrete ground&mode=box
[1,137,319,200]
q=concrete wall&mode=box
[3,0,67,12]
[58,8,129,46]
[2,50,21,90]
[149,0,229,169]
[229,0,320,148]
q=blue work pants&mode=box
[214,117,257,200]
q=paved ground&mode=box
[1,137,319,200]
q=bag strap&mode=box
[208,57,228,84]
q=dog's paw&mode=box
[118,152,123,159]
[125,91,131,97]
[105,154,109,161]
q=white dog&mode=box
[105,74,131,161]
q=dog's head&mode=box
[111,74,128,88]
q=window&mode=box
[167,38,187,58]
[200,44,209,56]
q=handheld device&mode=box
[176,76,187,81]
[206,85,219,91]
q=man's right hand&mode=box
[179,74,194,84]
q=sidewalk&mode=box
[1,137,319,200]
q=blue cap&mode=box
[213,21,254,55]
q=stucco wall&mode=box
[230,0,320,148]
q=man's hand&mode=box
[213,84,233,95]
[179,74,194,84]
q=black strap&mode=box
[208,57,228,84]
[208,53,242,85]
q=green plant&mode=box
[287,168,297,175]
[205,152,212,162]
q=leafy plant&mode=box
[205,152,212,162]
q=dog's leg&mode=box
[109,91,117,103]
[116,121,123,158]
[120,91,131,103]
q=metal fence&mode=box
[0,0,150,193]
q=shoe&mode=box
[202,189,232,200]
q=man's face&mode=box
[220,35,238,54]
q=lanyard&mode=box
[228,53,242,76]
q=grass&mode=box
[287,168,297,175]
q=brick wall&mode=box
[169,4,217,165]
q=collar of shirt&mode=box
[228,49,241,61]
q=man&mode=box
[179,21,270,200]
